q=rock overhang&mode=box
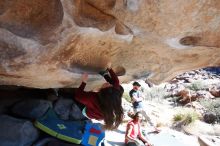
[0,0,220,89]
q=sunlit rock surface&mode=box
[0,0,220,88]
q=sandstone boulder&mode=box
[0,0,220,89]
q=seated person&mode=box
[125,112,153,146]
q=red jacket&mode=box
[75,68,120,120]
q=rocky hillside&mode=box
[120,67,220,146]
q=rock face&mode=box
[0,0,220,88]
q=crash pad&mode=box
[34,108,85,144]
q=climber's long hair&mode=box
[97,86,124,130]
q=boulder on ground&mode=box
[0,115,39,146]
[203,112,217,124]
[11,99,52,119]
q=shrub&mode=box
[198,98,220,123]
[186,80,207,91]
[173,113,184,122]
[173,108,200,125]
[144,86,168,102]
[123,92,131,102]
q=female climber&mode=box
[74,68,124,130]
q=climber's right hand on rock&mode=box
[82,73,88,83]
